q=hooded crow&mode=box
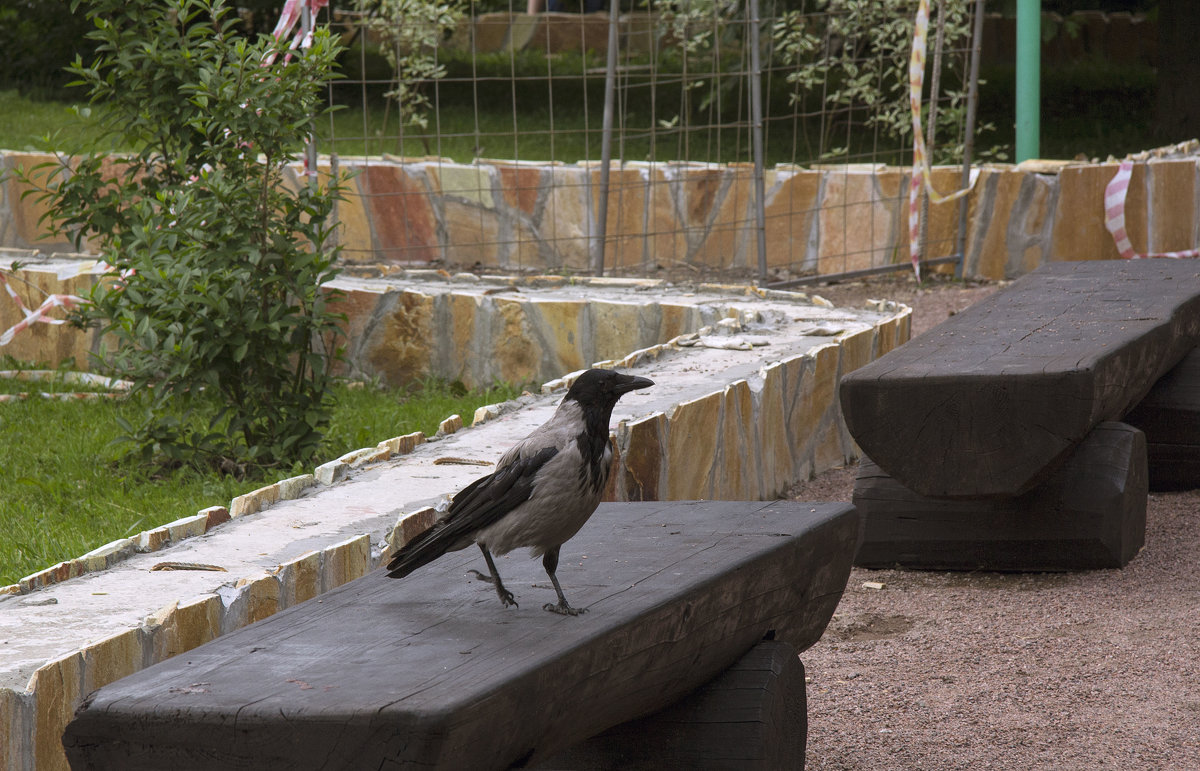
[386,368,653,615]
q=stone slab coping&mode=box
[0,302,902,691]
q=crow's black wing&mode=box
[385,445,559,578]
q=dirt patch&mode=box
[790,273,1200,770]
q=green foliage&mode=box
[353,0,467,131]
[0,376,523,585]
[19,0,351,474]
[773,0,1003,164]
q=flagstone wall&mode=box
[3,151,1198,286]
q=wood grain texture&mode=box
[533,640,806,770]
[839,259,1200,499]
[64,501,856,771]
[852,422,1147,571]
[1125,347,1200,490]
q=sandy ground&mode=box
[788,272,1200,770]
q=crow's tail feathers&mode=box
[385,522,452,579]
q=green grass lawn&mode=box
[0,375,522,586]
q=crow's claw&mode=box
[543,602,587,616]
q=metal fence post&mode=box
[592,1,622,277]
[748,0,768,287]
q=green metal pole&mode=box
[1015,0,1040,161]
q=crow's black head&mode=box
[564,369,654,409]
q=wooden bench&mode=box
[63,501,857,770]
[1125,347,1200,491]
[853,422,1147,570]
[840,259,1200,500]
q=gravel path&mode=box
[789,272,1200,770]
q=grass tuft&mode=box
[0,375,523,585]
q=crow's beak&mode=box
[615,375,654,395]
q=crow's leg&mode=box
[474,544,518,608]
[541,547,586,616]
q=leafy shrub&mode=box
[21,0,350,474]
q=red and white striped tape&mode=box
[1104,160,1200,260]
[262,0,328,67]
[907,0,974,280]
[0,272,82,347]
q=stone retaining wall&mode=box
[0,270,908,770]
[4,150,1197,284]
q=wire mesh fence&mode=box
[308,0,984,284]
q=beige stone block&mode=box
[715,380,756,500]
[19,560,82,594]
[757,361,794,498]
[428,163,495,208]
[0,265,101,369]
[541,166,592,269]
[382,431,426,456]
[31,651,82,771]
[529,298,587,375]
[388,507,439,557]
[230,483,280,518]
[497,162,543,215]
[444,198,502,267]
[665,391,723,500]
[918,166,971,261]
[279,550,322,607]
[817,167,902,276]
[762,169,821,269]
[359,163,439,264]
[836,327,876,376]
[81,627,144,694]
[658,302,699,342]
[1147,158,1198,254]
[445,292,479,376]
[322,534,371,592]
[589,300,642,364]
[77,537,135,572]
[438,414,464,435]
[202,505,231,531]
[339,445,382,467]
[691,166,754,270]
[315,459,349,486]
[969,165,1054,278]
[1050,162,1131,263]
[137,525,171,553]
[164,512,208,542]
[619,412,665,501]
[365,289,435,386]
[489,296,540,385]
[872,316,901,359]
[327,169,376,263]
[149,594,222,662]
[277,474,316,501]
[1,686,34,770]
[782,345,840,477]
[1,152,75,251]
[591,165,684,272]
[235,573,282,625]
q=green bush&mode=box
[21,0,351,474]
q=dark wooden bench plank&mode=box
[63,501,856,771]
[853,422,1147,570]
[534,640,806,770]
[840,259,1200,499]
[1125,347,1200,490]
